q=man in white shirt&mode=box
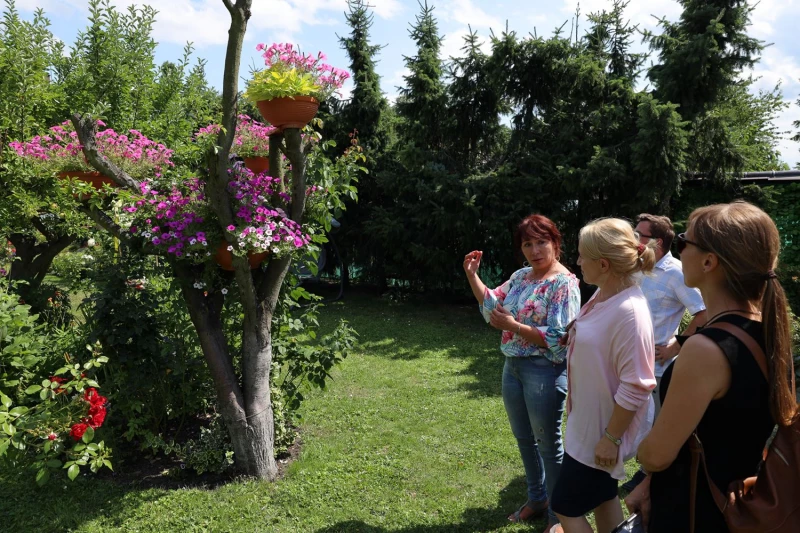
[622,213,708,492]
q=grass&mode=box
[0,290,637,532]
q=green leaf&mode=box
[0,392,11,408]
[24,385,42,394]
[36,467,50,486]
[96,356,109,363]
[67,464,79,481]
[46,459,62,468]
[102,459,113,471]
[9,406,28,417]
[82,426,95,443]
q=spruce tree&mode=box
[396,0,447,159]
[646,0,763,121]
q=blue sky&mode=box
[16,0,800,167]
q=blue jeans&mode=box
[502,356,567,523]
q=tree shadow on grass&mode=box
[0,472,167,532]
[313,475,551,533]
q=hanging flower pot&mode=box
[213,242,269,271]
[57,171,119,200]
[243,156,270,175]
[256,96,319,130]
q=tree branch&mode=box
[30,216,56,242]
[77,205,125,240]
[283,129,308,223]
[222,0,234,13]
[70,113,139,190]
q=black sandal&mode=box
[508,499,548,522]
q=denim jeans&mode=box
[502,355,568,523]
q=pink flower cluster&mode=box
[194,117,278,159]
[128,178,209,258]
[9,121,173,180]
[228,169,310,251]
[125,167,311,262]
[255,42,350,94]
[233,115,278,158]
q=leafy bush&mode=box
[0,283,112,484]
[269,283,358,454]
[77,249,213,450]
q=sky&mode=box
[15,0,800,167]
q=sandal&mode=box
[507,499,548,522]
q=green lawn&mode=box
[0,291,636,532]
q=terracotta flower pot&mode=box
[256,96,319,130]
[213,242,269,271]
[243,156,270,175]
[57,171,118,200]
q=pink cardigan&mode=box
[565,286,656,479]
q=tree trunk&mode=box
[176,263,278,479]
[7,231,74,294]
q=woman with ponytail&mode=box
[549,218,657,533]
[626,201,797,532]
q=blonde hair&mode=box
[688,201,796,425]
[579,218,657,280]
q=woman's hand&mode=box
[489,305,518,332]
[594,434,620,468]
[463,250,482,277]
[624,475,652,532]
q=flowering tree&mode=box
[65,0,361,479]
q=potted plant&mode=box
[9,120,173,199]
[233,115,277,174]
[243,42,350,130]
[123,166,311,271]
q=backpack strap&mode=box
[688,321,769,533]
[705,321,768,381]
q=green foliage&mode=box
[646,0,764,121]
[0,284,112,484]
[77,250,213,448]
[0,1,63,158]
[0,282,49,396]
[244,68,319,103]
[396,1,448,160]
[446,29,509,172]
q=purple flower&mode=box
[227,225,235,231]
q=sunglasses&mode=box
[675,233,703,254]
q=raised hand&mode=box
[463,250,483,277]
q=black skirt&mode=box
[550,453,619,517]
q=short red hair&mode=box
[513,214,562,263]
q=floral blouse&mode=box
[481,268,581,363]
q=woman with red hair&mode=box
[464,214,580,530]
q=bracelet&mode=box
[604,428,621,446]
[516,323,522,335]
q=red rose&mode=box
[47,433,57,440]
[87,404,107,429]
[83,388,107,406]
[69,423,89,441]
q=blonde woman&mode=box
[549,218,656,533]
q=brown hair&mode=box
[688,201,796,426]
[636,213,675,254]
[514,214,562,264]
[579,218,657,280]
